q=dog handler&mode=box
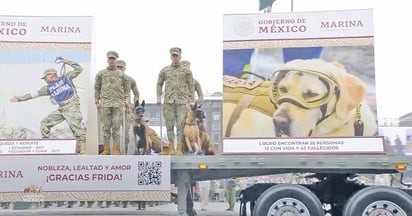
[95,51,130,155]
[181,60,204,106]
[116,59,139,155]
[156,47,194,155]
[10,58,86,154]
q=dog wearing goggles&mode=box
[270,59,377,137]
[223,59,377,137]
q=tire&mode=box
[342,186,412,216]
[252,184,324,216]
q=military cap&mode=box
[41,68,57,79]
[181,60,190,67]
[116,60,126,67]
[169,47,182,56]
[107,51,119,59]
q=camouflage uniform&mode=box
[13,60,86,154]
[128,75,140,105]
[193,79,204,105]
[95,51,130,155]
[116,60,139,154]
[181,60,204,105]
[124,74,139,151]
[157,48,194,155]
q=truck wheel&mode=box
[342,186,412,216]
[252,184,324,216]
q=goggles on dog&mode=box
[270,69,340,109]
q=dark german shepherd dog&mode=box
[133,100,150,155]
[132,100,163,155]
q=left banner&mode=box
[0,155,171,192]
[0,16,93,155]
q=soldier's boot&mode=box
[168,142,175,155]
[112,143,121,155]
[79,143,86,155]
[101,143,110,155]
[161,145,170,155]
[176,142,184,156]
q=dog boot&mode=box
[146,149,152,155]
[112,143,121,155]
[101,143,110,155]
[195,150,204,155]
[188,150,194,155]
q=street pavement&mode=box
[0,201,242,216]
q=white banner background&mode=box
[223,137,385,154]
[0,155,170,192]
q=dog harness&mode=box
[223,75,275,137]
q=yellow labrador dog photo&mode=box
[223,58,377,138]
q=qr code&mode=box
[137,161,162,185]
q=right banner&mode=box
[222,9,381,154]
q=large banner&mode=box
[222,9,381,154]
[0,16,173,202]
[0,155,170,192]
[0,16,93,154]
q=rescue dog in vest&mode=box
[183,102,203,155]
[223,59,377,137]
[132,100,162,155]
[194,105,216,155]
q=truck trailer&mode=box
[2,8,412,216]
[170,154,412,216]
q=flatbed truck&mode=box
[170,154,412,216]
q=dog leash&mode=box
[55,56,66,76]
[225,94,255,137]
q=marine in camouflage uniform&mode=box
[10,58,86,154]
[95,51,130,155]
[156,47,194,155]
[116,59,139,155]
[181,60,204,105]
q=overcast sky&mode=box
[0,0,410,120]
